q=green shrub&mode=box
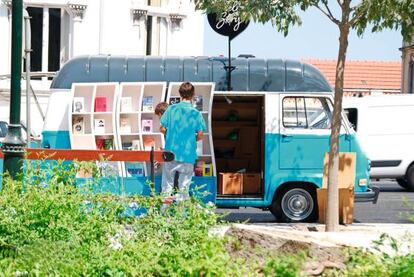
[329,238,414,277]
[0,161,254,276]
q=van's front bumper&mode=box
[355,186,380,204]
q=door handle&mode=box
[281,134,292,138]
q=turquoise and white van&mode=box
[39,56,378,222]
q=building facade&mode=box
[401,36,414,94]
[0,0,205,76]
[0,0,204,133]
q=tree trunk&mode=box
[325,15,350,231]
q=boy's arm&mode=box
[160,126,167,134]
[159,108,170,134]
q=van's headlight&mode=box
[359,179,368,186]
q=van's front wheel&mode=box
[270,184,318,223]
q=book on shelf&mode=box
[142,96,154,112]
[122,142,133,150]
[203,163,213,177]
[95,97,107,112]
[72,116,85,134]
[169,96,181,105]
[104,139,113,150]
[120,97,132,112]
[120,117,131,134]
[94,119,106,134]
[96,138,105,150]
[131,139,141,150]
[196,140,203,156]
[73,97,85,113]
[193,96,203,111]
[142,119,153,133]
[96,138,113,150]
[195,161,204,176]
[143,137,155,151]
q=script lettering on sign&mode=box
[215,2,242,32]
[207,1,249,40]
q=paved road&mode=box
[218,180,414,224]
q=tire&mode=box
[397,178,410,190]
[270,184,318,223]
[405,165,414,191]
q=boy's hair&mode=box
[155,102,169,116]
[179,82,195,99]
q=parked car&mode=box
[343,94,414,190]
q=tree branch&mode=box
[315,4,340,25]
[323,2,340,24]
[349,10,366,26]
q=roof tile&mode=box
[304,59,401,90]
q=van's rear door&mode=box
[278,94,351,170]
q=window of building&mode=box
[144,0,166,55]
[149,0,162,7]
[26,7,68,77]
[27,7,43,73]
[282,97,332,129]
[48,8,61,73]
[146,15,153,55]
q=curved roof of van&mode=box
[51,56,332,92]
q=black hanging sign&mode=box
[207,1,249,40]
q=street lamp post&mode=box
[2,0,26,180]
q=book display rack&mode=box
[116,82,167,177]
[69,82,215,182]
[69,83,121,175]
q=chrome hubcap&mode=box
[281,188,313,221]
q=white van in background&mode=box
[343,94,414,190]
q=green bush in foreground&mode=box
[0,161,304,276]
[2,160,414,276]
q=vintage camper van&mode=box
[344,94,414,191]
[39,56,377,222]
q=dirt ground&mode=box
[225,226,346,276]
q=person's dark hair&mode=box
[179,82,195,100]
[155,102,169,116]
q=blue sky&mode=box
[203,7,402,61]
